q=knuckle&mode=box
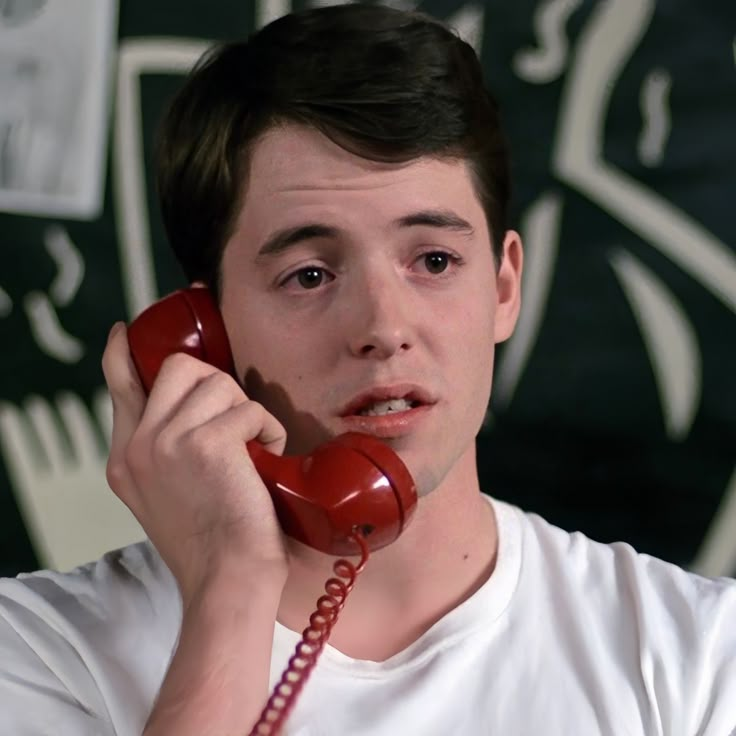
[180,424,218,463]
[106,451,139,512]
[105,456,127,490]
[100,348,112,381]
[124,432,150,479]
[204,370,242,398]
[150,427,178,466]
[159,352,193,375]
[247,400,268,425]
[101,346,124,394]
[102,343,143,404]
[241,400,266,429]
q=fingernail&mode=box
[109,321,125,339]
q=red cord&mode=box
[248,530,370,736]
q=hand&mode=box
[101,323,289,605]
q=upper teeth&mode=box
[359,398,414,416]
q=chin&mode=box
[416,458,465,498]
[391,446,450,499]
[411,439,477,499]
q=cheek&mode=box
[449,292,496,399]
[224,311,285,389]
[227,318,322,410]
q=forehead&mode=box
[234,124,486,233]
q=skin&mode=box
[102,123,523,734]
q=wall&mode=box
[0,0,734,577]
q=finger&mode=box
[93,387,113,448]
[101,323,145,426]
[102,324,147,507]
[136,352,226,437]
[251,405,288,456]
[232,399,287,455]
[159,370,248,439]
[184,399,288,458]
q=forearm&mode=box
[143,568,285,736]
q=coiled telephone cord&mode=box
[249,530,370,736]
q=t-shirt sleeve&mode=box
[631,555,736,735]
[685,574,736,735]
[0,543,179,736]
[0,585,115,735]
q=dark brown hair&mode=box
[156,3,510,298]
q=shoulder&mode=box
[512,500,736,613]
[0,540,180,645]
[502,500,736,733]
[0,541,180,734]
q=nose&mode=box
[347,271,413,359]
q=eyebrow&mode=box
[395,209,475,234]
[255,208,474,259]
[256,224,339,259]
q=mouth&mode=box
[356,397,419,416]
[340,385,435,418]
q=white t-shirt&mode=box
[1,498,734,735]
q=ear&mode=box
[493,230,523,343]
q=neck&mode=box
[277,446,498,660]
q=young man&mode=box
[1,5,735,735]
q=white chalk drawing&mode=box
[693,470,736,577]
[0,389,143,571]
[374,0,417,11]
[0,0,117,219]
[16,225,86,363]
[638,68,672,168]
[0,1,48,25]
[513,0,583,83]
[446,3,483,55]
[495,192,563,409]
[498,0,736,576]
[256,0,291,28]
[112,2,484,320]
[553,0,736,313]
[45,224,85,306]
[23,291,84,364]
[554,0,735,575]
[609,249,701,440]
[1,36,214,567]
[6,1,733,572]
[309,0,355,7]
[309,0,481,51]
[0,287,11,317]
[114,38,210,318]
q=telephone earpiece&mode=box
[126,287,417,555]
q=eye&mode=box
[423,252,450,274]
[283,265,334,290]
[413,249,464,279]
[297,267,324,288]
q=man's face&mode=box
[220,124,521,496]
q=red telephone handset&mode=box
[127,287,417,556]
